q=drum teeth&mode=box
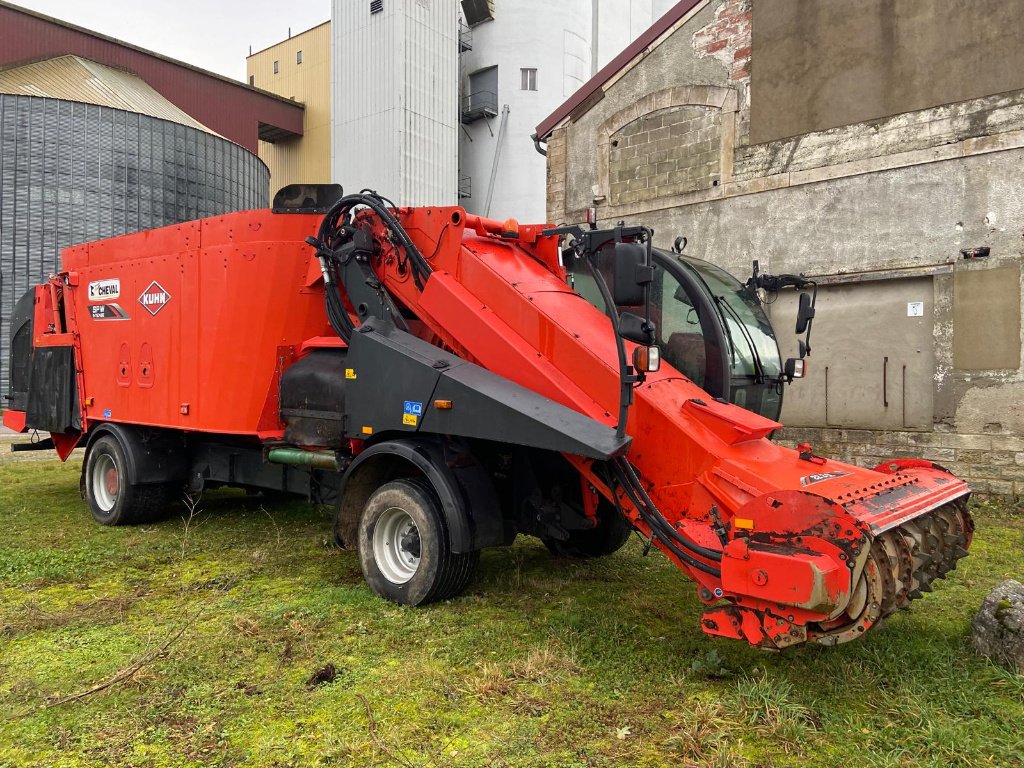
[809,501,973,646]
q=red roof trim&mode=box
[534,0,703,140]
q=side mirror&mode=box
[612,242,650,306]
[618,311,655,345]
[785,357,807,380]
[795,292,815,334]
[633,345,661,373]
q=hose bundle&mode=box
[608,457,722,577]
[307,190,432,341]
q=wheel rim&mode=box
[373,506,421,584]
[92,454,120,512]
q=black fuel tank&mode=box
[279,349,348,448]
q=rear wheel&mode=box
[542,499,632,559]
[84,435,171,525]
[357,477,478,605]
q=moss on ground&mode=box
[1,459,1022,767]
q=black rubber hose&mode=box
[312,191,431,339]
[316,192,432,285]
[611,469,720,577]
[338,192,432,287]
[608,460,722,577]
[602,462,716,577]
[582,249,632,440]
[616,458,723,562]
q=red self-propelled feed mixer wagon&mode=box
[4,185,973,649]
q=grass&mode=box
[1,458,1023,767]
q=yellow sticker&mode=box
[361,426,373,435]
[345,368,357,379]
[402,414,418,426]
[734,518,755,530]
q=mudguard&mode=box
[335,437,505,553]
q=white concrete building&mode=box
[457,0,677,223]
[331,0,459,206]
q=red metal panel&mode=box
[60,211,331,436]
[0,3,304,152]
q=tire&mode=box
[357,477,479,606]
[543,499,632,559]
[83,435,171,526]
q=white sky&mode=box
[10,0,331,81]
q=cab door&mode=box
[565,247,730,400]
[565,247,783,421]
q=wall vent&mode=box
[370,0,383,14]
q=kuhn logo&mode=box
[138,281,172,316]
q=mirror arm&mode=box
[803,282,817,355]
[640,227,654,335]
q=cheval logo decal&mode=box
[138,281,172,316]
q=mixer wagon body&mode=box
[2,189,972,649]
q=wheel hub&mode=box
[91,454,120,512]
[373,506,421,584]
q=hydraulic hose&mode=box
[606,458,722,578]
[582,249,632,440]
[309,191,432,341]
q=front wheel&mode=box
[357,477,478,605]
[542,499,633,559]
[83,435,170,525]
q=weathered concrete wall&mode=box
[619,148,1024,282]
[751,0,1024,143]
[560,1,726,217]
[544,0,1024,494]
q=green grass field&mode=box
[1,457,1022,767]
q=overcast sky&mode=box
[11,0,331,81]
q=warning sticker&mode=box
[88,278,120,302]
[403,401,423,427]
[799,470,851,487]
[138,281,172,316]
[345,368,357,379]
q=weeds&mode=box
[467,643,580,699]
[689,648,733,679]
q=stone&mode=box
[971,579,1024,673]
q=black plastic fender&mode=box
[82,424,187,487]
[335,437,504,554]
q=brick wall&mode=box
[608,105,722,205]
[776,427,1024,496]
[693,0,751,142]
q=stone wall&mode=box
[609,105,722,205]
